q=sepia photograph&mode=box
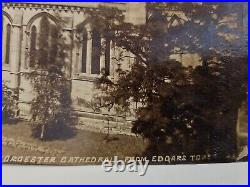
[2,2,248,167]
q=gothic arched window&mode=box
[91,28,101,74]
[105,39,111,75]
[29,15,59,68]
[30,25,37,68]
[38,16,50,67]
[49,24,58,64]
[5,24,11,65]
[81,31,87,73]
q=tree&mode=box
[26,15,75,140]
[2,82,20,124]
[85,3,247,161]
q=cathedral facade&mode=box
[2,2,148,135]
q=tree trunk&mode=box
[40,124,45,140]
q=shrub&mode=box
[2,83,19,123]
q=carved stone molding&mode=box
[2,3,126,14]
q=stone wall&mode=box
[2,2,138,136]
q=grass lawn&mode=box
[2,121,148,165]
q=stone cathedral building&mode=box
[2,2,149,135]
[2,3,248,139]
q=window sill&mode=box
[73,73,101,82]
[73,73,114,82]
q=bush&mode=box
[2,83,19,123]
